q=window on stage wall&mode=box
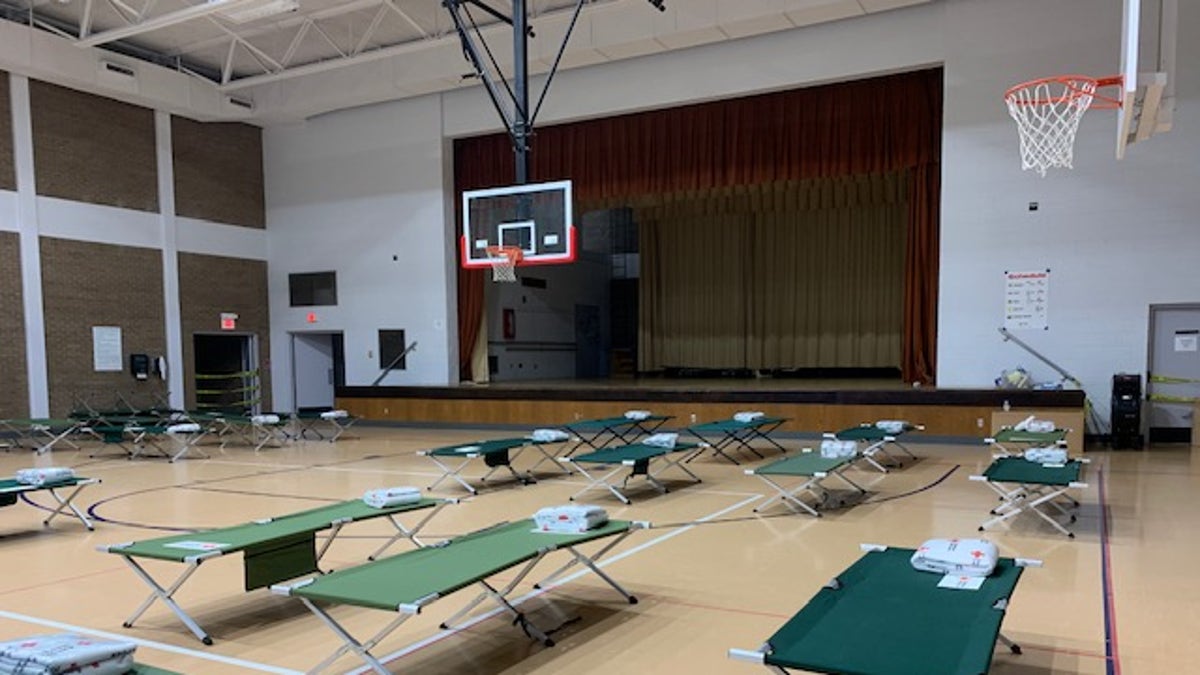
[378,329,408,371]
[289,271,337,307]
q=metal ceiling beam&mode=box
[76,0,257,48]
[168,0,385,56]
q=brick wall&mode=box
[0,232,27,417]
[178,252,271,411]
[40,237,166,416]
[0,72,13,191]
[30,81,157,212]
[172,116,264,228]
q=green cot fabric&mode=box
[291,519,633,611]
[992,429,1066,444]
[7,418,79,430]
[983,457,1082,486]
[0,477,89,494]
[107,498,442,562]
[243,532,319,591]
[689,417,785,432]
[833,426,896,441]
[426,437,536,457]
[754,453,851,477]
[0,493,17,507]
[764,547,1023,675]
[127,665,183,675]
[567,416,670,431]
[572,442,700,464]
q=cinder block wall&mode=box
[40,237,166,415]
[0,72,13,190]
[0,233,27,418]
[172,116,264,228]
[178,253,271,411]
[30,80,157,211]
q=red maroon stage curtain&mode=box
[453,68,941,384]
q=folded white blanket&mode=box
[0,634,136,675]
[363,486,422,509]
[1026,419,1057,433]
[642,432,678,449]
[14,468,75,486]
[875,420,908,434]
[624,410,652,420]
[167,423,201,434]
[251,414,281,425]
[530,428,569,442]
[733,411,765,423]
[534,505,609,533]
[1024,446,1068,464]
[911,538,998,578]
[819,439,857,459]
[320,409,349,420]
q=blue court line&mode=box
[1097,468,1121,675]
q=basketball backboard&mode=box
[1116,0,1176,158]
[461,179,575,269]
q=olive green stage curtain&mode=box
[454,68,941,383]
[634,173,906,372]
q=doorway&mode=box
[193,333,258,414]
[1147,304,1200,443]
[292,332,345,412]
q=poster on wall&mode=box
[1004,269,1050,330]
[92,326,123,372]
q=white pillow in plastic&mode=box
[733,411,765,423]
[1026,419,1057,433]
[251,414,281,425]
[363,486,423,509]
[1023,446,1068,465]
[320,409,349,420]
[534,505,609,533]
[624,410,652,420]
[0,634,137,675]
[530,428,569,442]
[167,423,201,434]
[643,432,678,449]
[819,439,857,459]
[875,420,907,434]
[910,538,998,578]
[14,468,75,486]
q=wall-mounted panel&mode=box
[40,237,166,416]
[178,252,271,410]
[0,72,14,191]
[29,80,158,212]
[172,116,264,229]
[0,232,27,417]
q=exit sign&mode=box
[220,312,238,330]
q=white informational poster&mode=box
[1004,269,1050,330]
[92,326,123,372]
[1175,333,1199,353]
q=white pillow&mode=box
[819,439,857,459]
[643,433,678,449]
[911,538,998,578]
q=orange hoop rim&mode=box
[1004,74,1124,109]
[485,245,524,264]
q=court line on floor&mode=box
[1098,468,1121,675]
[0,609,302,675]
[347,494,762,674]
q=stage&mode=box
[337,377,1086,451]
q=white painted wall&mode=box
[263,94,455,411]
[263,0,1200,429]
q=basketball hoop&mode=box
[1004,75,1123,176]
[485,245,523,282]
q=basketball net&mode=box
[485,245,523,283]
[1004,76,1104,176]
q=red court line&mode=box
[0,566,125,597]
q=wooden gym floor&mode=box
[0,426,1194,674]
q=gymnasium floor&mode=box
[0,427,1194,674]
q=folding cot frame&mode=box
[728,544,1042,675]
[970,456,1089,538]
[746,451,866,517]
[984,427,1070,457]
[823,423,923,473]
[202,413,292,452]
[88,423,211,462]
[271,519,647,675]
[0,418,86,454]
[99,498,454,645]
[559,415,674,456]
[684,416,788,465]
[419,437,569,495]
[559,442,704,504]
[294,410,358,442]
[0,477,100,530]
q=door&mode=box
[194,334,257,414]
[1148,304,1200,442]
[293,333,337,410]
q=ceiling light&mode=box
[214,0,299,24]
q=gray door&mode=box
[293,333,335,410]
[1147,305,1200,436]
